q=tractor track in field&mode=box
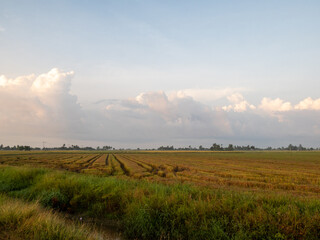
[72,154,103,172]
[105,154,109,166]
[64,155,91,165]
[119,155,151,171]
[112,154,130,176]
[107,155,118,175]
[81,154,103,169]
[120,155,192,178]
[118,155,171,178]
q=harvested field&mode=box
[116,151,320,196]
[1,150,320,239]
[1,150,320,197]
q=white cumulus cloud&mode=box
[173,88,246,104]
[259,98,293,112]
[222,93,256,112]
[0,68,83,143]
[294,97,320,110]
[1,69,320,147]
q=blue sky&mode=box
[1,1,320,148]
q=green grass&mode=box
[0,194,101,240]
[1,165,320,239]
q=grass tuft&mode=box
[0,194,101,240]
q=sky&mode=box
[1,0,320,148]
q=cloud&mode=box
[222,95,320,113]
[0,70,232,146]
[222,93,256,112]
[294,97,320,110]
[101,91,232,141]
[31,68,74,94]
[0,68,83,142]
[1,69,320,147]
[259,98,293,112]
[172,88,247,104]
[0,26,5,32]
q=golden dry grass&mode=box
[1,150,320,197]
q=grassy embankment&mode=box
[0,194,102,240]
[1,165,320,240]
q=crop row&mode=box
[1,151,320,197]
[116,152,320,197]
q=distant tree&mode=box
[210,143,221,151]
[17,145,31,151]
[102,146,112,150]
[287,144,298,151]
[158,146,174,150]
[226,144,234,151]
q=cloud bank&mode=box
[1,69,320,147]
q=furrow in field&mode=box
[77,154,103,171]
[90,154,108,168]
[108,154,123,175]
[72,155,97,165]
[105,154,109,166]
[62,154,99,171]
[116,154,156,178]
[86,154,103,168]
[118,154,174,178]
[62,154,92,165]
[112,154,131,176]
[119,155,152,171]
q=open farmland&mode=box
[1,150,320,239]
[1,151,320,197]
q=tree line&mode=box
[0,144,113,151]
[0,143,318,151]
[157,143,319,151]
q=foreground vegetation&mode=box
[1,164,320,239]
[0,194,102,240]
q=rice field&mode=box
[1,150,320,239]
[1,150,320,197]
